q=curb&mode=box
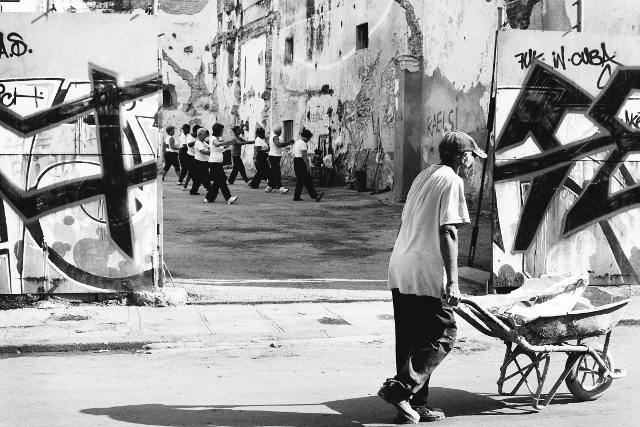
[0,329,395,355]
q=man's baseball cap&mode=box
[439,131,487,159]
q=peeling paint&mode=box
[162,51,210,117]
[394,0,423,58]
[423,67,489,196]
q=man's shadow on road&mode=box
[80,387,543,426]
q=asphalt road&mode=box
[2,323,638,427]
[161,177,493,286]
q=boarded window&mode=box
[283,120,294,143]
[356,23,369,50]
[284,38,293,65]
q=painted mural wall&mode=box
[0,14,161,294]
[493,29,640,286]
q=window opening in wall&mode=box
[284,38,294,65]
[162,85,177,108]
[356,23,369,50]
[306,0,314,19]
[283,120,294,143]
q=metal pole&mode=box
[572,0,582,32]
[468,27,498,267]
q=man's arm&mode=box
[236,136,254,146]
[273,135,295,148]
[301,149,310,168]
[439,224,461,306]
[211,138,235,147]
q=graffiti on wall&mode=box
[494,32,640,286]
[0,15,160,294]
[493,30,640,286]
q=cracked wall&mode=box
[210,0,496,197]
[158,2,218,130]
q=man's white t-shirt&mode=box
[293,139,307,158]
[186,134,196,157]
[388,165,470,298]
[208,137,224,163]
[194,138,209,162]
[179,132,188,148]
[269,133,284,156]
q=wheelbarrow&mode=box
[453,287,630,410]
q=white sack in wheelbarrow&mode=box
[486,274,589,325]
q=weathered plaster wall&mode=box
[214,0,497,196]
[158,2,218,132]
[269,0,406,188]
[417,0,496,199]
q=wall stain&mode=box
[162,51,209,117]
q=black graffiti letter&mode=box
[7,33,28,57]
[0,33,9,59]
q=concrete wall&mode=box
[0,14,160,294]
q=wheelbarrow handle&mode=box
[456,298,517,338]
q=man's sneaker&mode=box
[394,405,445,423]
[315,191,324,202]
[246,182,252,187]
[177,182,183,185]
[182,186,189,191]
[227,196,238,205]
[265,186,272,193]
[280,187,289,194]
[203,198,214,203]
[377,379,419,424]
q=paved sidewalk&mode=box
[1,269,639,354]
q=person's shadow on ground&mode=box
[81,387,517,426]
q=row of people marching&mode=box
[162,122,324,204]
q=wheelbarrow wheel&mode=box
[565,342,614,401]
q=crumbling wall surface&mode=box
[158,2,217,130]
[268,0,406,187]
[130,0,210,15]
[418,0,496,201]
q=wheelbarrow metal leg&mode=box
[534,354,578,410]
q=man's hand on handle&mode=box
[442,281,461,306]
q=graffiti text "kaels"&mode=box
[0,32,32,60]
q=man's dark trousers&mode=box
[391,288,457,405]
